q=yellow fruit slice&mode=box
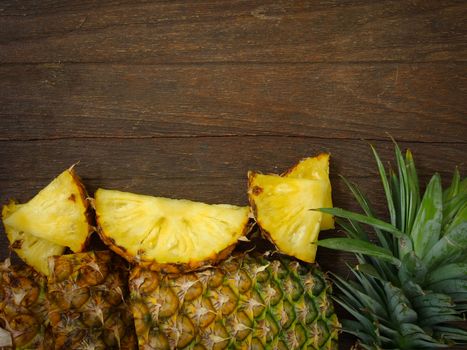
[284,153,334,229]
[248,172,327,263]
[2,202,65,275]
[94,189,250,270]
[2,169,91,254]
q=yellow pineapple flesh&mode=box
[284,153,334,230]
[94,189,250,271]
[2,201,64,275]
[2,168,92,275]
[248,173,327,263]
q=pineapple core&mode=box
[95,189,249,265]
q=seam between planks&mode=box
[0,135,466,145]
[0,61,466,66]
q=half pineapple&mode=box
[94,189,250,271]
[248,154,334,263]
[2,168,92,275]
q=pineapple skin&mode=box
[0,259,54,350]
[99,230,240,274]
[47,251,137,350]
[129,254,340,350]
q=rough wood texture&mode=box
[1,63,466,142]
[1,1,466,348]
[0,0,466,63]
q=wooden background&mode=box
[1,1,466,348]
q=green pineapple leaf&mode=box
[318,238,401,266]
[398,251,427,285]
[394,141,410,233]
[443,167,461,202]
[405,149,421,232]
[371,144,396,228]
[423,221,467,269]
[410,174,443,259]
[317,207,403,238]
[443,194,467,231]
[426,263,467,285]
[340,174,392,251]
[434,326,467,342]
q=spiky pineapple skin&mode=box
[0,259,53,349]
[47,251,137,349]
[129,254,339,350]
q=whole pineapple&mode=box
[0,259,53,349]
[129,254,339,350]
[318,143,467,348]
[47,251,137,349]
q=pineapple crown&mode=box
[318,142,467,349]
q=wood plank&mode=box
[0,0,466,63]
[1,63,466,143]
[0,138,463,184]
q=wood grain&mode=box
[0,0,466,63]
[1,63,466,143]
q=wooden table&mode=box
[1,1,466,348]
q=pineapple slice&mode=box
[95,189,250,270]
[248,172,327,263]
[2,168,92,275]
[2,202,64,275]
[284,153,334,229]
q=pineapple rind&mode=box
[129,254,340,349]
[2,169,91,253]
[0,259,54,349]
[95,189,250,268]
[2,202,65,275]
[248,173,326,263]
[47,251,137,349]
[284,153,334,230]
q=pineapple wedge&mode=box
[248,172,327,263]
[284,153,334,230]
[2,168,92,275]
[95,189,250,271]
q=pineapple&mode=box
[2,168,92,275]
[94,189,250,271]
[318,143,467,348]
[248,154,334,263]
[283,153,334,230]
[0,259,53,349]
[47,251,137,349]
[129,253,340,349]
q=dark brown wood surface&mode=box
[1,1,466,348]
